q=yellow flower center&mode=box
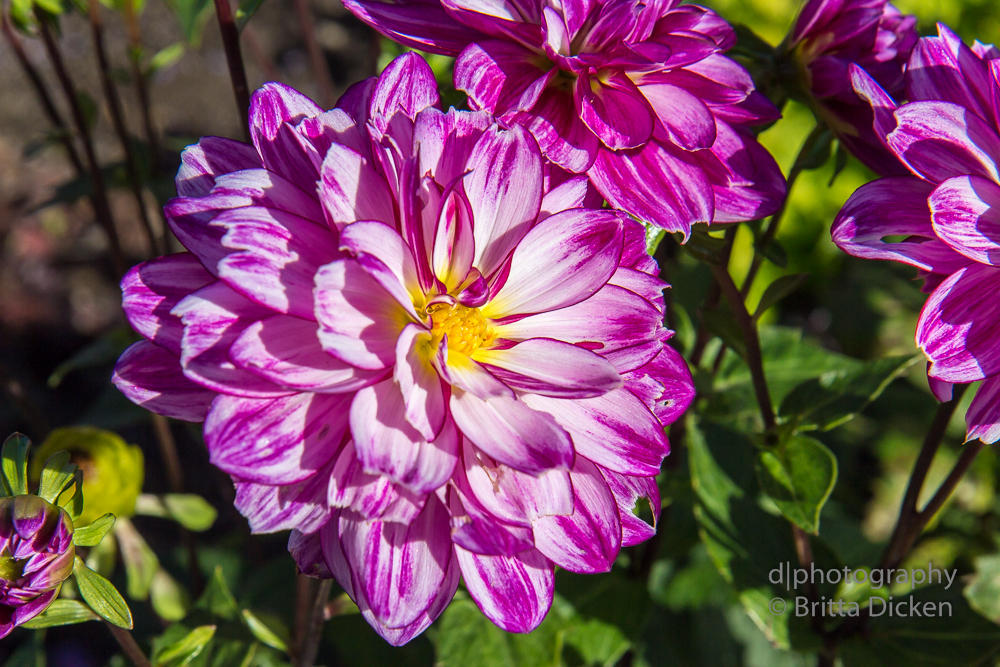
[428,302,495,355]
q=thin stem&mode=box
[213,0,251,141]
[152,414,184,492]
[689,226,738,368]
[87,0,161,257]
[298,579,333,667]
[36,13,126,276]
[293,574,315,663]
[709,262,776,431]
[291,0,334,108]
[122,0,160,172]
[105,621,152,667]
[918,438,984,522]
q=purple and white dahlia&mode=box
[0,495,75,638]
[344,0,786,237]
[113,53,695,642]
[784,0,917,175]
[832,26,1000,443]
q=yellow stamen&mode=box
[427,302,495,355]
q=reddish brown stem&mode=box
[213,0,251,141]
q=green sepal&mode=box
[21,599,99,628]
[241,609,289,652]
[73,556,133,629]
[1,432,31,496]
[73,513,116,547]
[38,450,79,504]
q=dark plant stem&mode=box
[709,262,775,432]
[122,0,160,173]
[105,621,152,667]
[152,414,184,492]
[688,226,738,368]
[87,0,161,257]
[291,0,334,108]
[213,0,251,141]
[36,13,126,276]
[298,579,333,667]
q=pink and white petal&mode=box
[328,441,427,523]
[296,107,372,165]
[930,175,1000,265]
[204,392,351,485]
[209,168,325,221]
[967,376,1000,444]
[473,338,622,398]
[599,468,659,547]
[483,209,624,318]
[361,557,460,646]
[435,347,513,399]
[369,51,439,137]
[234,461,335,534]
[887,101,1000,184]
[576,70,654,151]
[510,87,600,174]
[450,390,574,474]
[340,221,421,300]
[337,496,452,629]
[455,546,553,633]
[455,39,551,115]
[623,343,695,425]
[531,456,622,573]
[444,480,535,555]
[173,282,293,397]
[522,387,669,476]
[249,83,323,187]
[121,254,213,356]
[589,142,712,238]
[831,177,968,272]
[215,207,342,319]
[414,106,492,185]
[350,380,459,494]
[466,124,544,278]
[289,528,332,578]
[315,259,415,370]
[538,174,592,220]
[395,324,447,440]
[176,136,262,197]
[640,82,716,151]
[319,144,397,229]
[917,263,1000,382]
[607,267,667,312]
[112,341,217,422]
[461,440,574,525]
[230,315,384,393]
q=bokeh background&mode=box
[3,0,1000,664]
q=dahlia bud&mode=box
[0,494,75,638]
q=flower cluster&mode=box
[345,0,786,236]
[832,26,1000,442]
[113,53,695,642]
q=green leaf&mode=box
[196,565,240,620]
[73,556,133,628]
[156,624,217,667]
[791,125,834,174]
[86,528,119,578]
[753,237,788,269]
[242,609,289,652]
[147,42,185,77]
[234,0,267,31]
[150,569,190,622]
[643,221,667,256]
[431,597,528,667]
[48,327,135,388]
[841,586,1000,667]
[754,435,837,534]
[34,0,64,16]
[778,355,920,431]
[37,450,78,504]
[753,274,808,321]
[115,517,159,600]
[73,513,116,547]
[135,493,218,531]
[171,0,214,46]
[2,432,31,495]
[965,554,1000,623]
[702,308,747,361]
[21,599,99,628]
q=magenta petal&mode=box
[930,175,1000,266]
[209,168,325,221]
[590,142,712,236]
[249,83,323,188]
[599,468,659,547]
[466,124,544,279]
[320,144,397,229]
[850,64,898,147]
[484,209,624,318]
[455,39,550,115]
[906,25,993,119]
[641,82,717,151]
[176,136,262,197]
[113,341,217,422]
[234,463,334,534]
[967,376,1000,444]
[363,557,460,646]
[512,87,600,173]
[917,263,1000,382]
[414,107,493,186]
[706,122,786,224]
[450,390,575,474]
[337,496,452,629]
[455,546,553,633]
[230,315,383,393]
[204,392,351,484]
[474,338,622,399]
[522,387,668,476]
[576,70,654,151]
[370,52,440,135]
[342,0,482,56]
[289,528,332,578]
[350,379,459,494]
[531,456,621,573]
[121,254,213,356]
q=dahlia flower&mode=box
[832,26,1000,443]
[344,0,785,237]
[0,495,75,638]
[783,0,917,175]
[113,53,695,642]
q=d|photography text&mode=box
[768,562,957,592]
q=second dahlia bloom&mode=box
[0,495,75,638]
[345,0,786,237]
[113,53,695,642]
[832,27,1000,443]
[783,0,918,174]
